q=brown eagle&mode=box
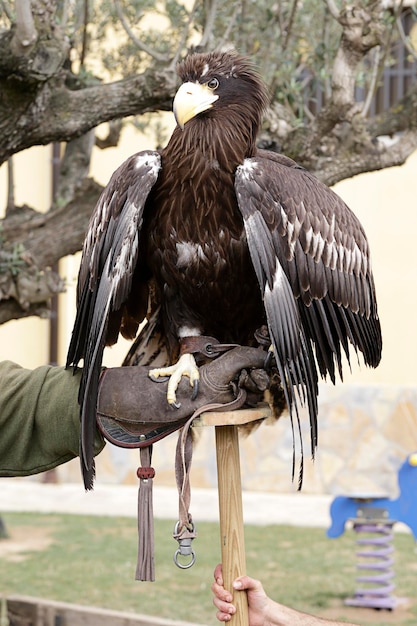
[67,50,382,489]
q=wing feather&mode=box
[66,150,161,489]
[235,161,319,478]
[236,152,381,366]
[235,152,382,475]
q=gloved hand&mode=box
[96,346,274,448]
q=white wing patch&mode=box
[135,153,161,176]
[112,206,140,281]
[304,226,326,262]
[238,159,259,180]
[266,257,285,293]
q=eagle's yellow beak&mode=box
[173,82,219,129]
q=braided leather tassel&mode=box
[135,445,155,581]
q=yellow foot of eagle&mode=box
[149,353,200,408]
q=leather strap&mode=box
[179,335,239,359]
[172,388,248,560]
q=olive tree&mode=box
[1,0,416,322]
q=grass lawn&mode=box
[0,512,416,625]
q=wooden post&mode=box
[197,404,271,626]
[216,424,248,626]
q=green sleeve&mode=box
[0,361,105,477]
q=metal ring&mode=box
[173,548,196,569]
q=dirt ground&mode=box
[0,525,53,563]
[319,601,415,624]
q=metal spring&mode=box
[345,521,397,610]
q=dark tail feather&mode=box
[81,456,95,491]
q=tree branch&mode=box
[55,132,95,206]
[0,14,69,83]
[114,0,170,62]
[396,13,417,61]
[169,1,198,70]
[199,0,218,49]
[284,3,389,168]
[217,2,240,50]
[329,5,384,113]
[0,68,175,165]
[5,157,15,214]
[368,82,417,136]
[282,0,299,52]
[0,0,14,22]
[3,178,103,262]
[323,0,339,21]
[95,120,123,149]
[0,177,104,323]
[361,45,381,117]
[315,130,417,186]
[11,0,38,54]
[0,300,53,324]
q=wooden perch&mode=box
[198,404,272,626]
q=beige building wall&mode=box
[333,151,417,386]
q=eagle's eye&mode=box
[207,77,219,90]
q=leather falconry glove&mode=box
[96,346,270,447]
[95,346,274,583]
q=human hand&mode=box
[212,564,362,626]
[212,564,269,626]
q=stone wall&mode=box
[57,383,417,498]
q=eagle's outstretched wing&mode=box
[66,150,161,489]
[235,151,382,463]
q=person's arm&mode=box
[212,565,360,626]
[0,346,268,478]
[0,361,105,476]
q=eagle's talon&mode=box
[149,353,200,406]
[169,400,182,409]
[149,373,170,383]
[264,345,275,369]
[191,379,199,401]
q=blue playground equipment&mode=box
[327,452,417,610]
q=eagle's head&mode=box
[173,50,269,148]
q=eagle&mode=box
[67,50,382,490]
